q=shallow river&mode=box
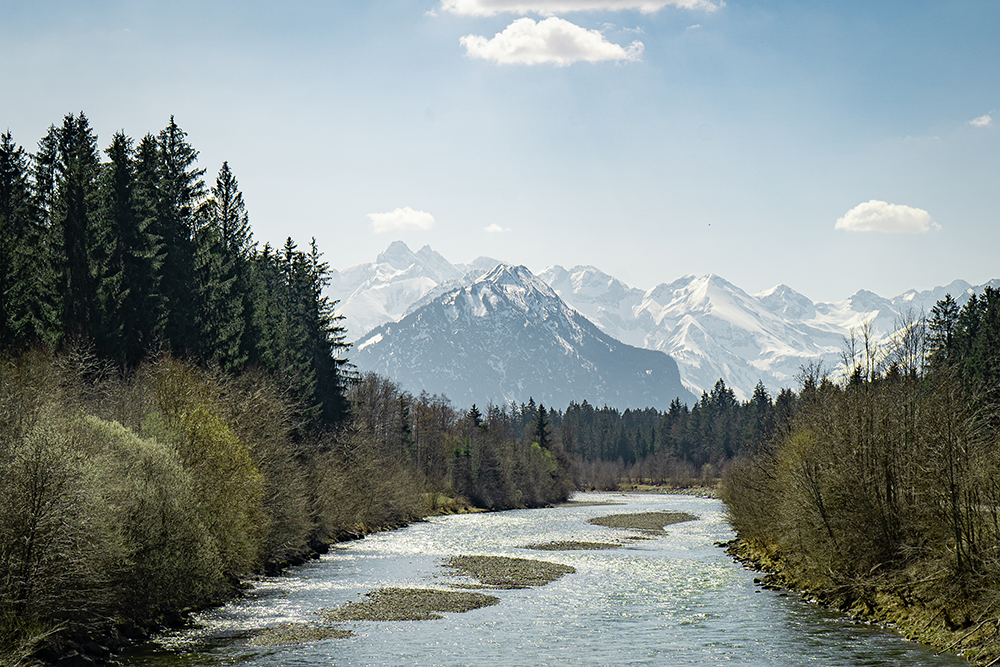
[120,493,969,666]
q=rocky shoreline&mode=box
[724,537,998,666]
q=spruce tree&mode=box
[155,116,205,356]
[95,131,164,365]
[0,131,53,349]
[533,402,550,449]
[193,162,255,371]
[49,113,102,340]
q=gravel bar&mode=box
[523,541,622,551]
[247,623,353,646]
[323,587,499,622]
[447,555,575,589]
[588,511,697,532]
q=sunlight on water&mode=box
[120,493,970,667]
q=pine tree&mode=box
[0,131,54,349]
[50,113,102,340]
[928,293,960,370]
[193,162,251,371]
[94,131,164,365]
[533,402,550,449]
[156,116,205,355]
[131,134,168,353]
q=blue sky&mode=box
[3,0,997,302]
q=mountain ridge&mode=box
[351,263,694,410]
[332,241,998,401]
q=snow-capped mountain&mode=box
[351,264,694,410]
[333,241,997,402]
[544,266,998,400]
[329,241,499,340]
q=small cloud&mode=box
[970,113,993,128]
[835,200,939,234]
[686,23,702,29]
[461,17,643,66]
[485,223,512,233]
[367,207,435,233]
[623,25,645,34]
[442,0,722,16]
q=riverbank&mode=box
[726,537,999,666]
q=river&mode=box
[119,492,970,666]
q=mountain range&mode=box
[330,241,998,404]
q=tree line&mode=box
[485,380,789,490]
[722,289,1000,663]
[0,114,348,426]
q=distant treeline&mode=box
[492,379,787,490]
[722,289,1000,662]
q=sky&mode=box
[3,0,998,303]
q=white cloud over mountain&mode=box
[484,223,512,233]
[835,200,938,234]
[367,207,435,233]
[970,113,993,128]
[442,0,721,16]
[461,17,643,65]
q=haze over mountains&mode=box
[331,241,998,404]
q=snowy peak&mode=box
[414,244,463,283]
[848,289,893,314]
[756,284,816,320]
[375,240,419,271]
[332,242,471,339]
[477,263,558,301]
[455,255,503,275]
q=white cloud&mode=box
[835,200,939,234]
[686,23,702,30]
[442,0,722,16]
[461,17,643,66]
[485,223,512,233]
[969,113,993,128]
[367,207,435,233]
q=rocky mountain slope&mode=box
[351,264,693,410]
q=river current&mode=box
[120,493,969,666]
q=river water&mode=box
[120,493,969,666]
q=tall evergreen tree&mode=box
[533,402,550,449]
[95,131,164,365]
[194,162,253,371]
[0,131,55,349]
[927,293,960,371]
[49,113,102,340]
[156,116,205,355]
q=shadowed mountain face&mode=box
[351,264,693,410]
